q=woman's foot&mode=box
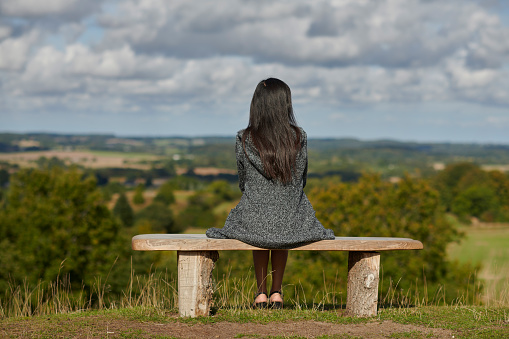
[253,292,268,309]
[269,290,283,309]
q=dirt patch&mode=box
[481,164,509,172]
[1,316,457,338]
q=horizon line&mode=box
[1,130,509,146]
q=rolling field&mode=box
[0,150,161,169]
[447,221,509,306]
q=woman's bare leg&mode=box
[253,250,269,303]
[269,250,288,302]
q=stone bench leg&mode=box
[177,250,219,317]
[346,251,380,317]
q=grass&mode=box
[447,218,509,306]
[1,263,508,337]
[448,223,509,266]
[1,305,508,338]
[1,216,508,337]
[0,261,496,320]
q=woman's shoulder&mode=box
[236,129,246,141]
[297,126,307,142]
[236,127,305,141]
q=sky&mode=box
[1,0,509,143]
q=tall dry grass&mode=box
[482,261,509,308]
[0,275,88,318]
[119,259,178,311]
[1,261,507,319]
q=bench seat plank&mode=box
[132,234,423,252]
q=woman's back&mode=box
[206,127,335,249]
[206,77,334,308]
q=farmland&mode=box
[447,218,509,306]
[0,150,160,169]
[3,132,509,178]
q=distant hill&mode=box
[1,132,509,177]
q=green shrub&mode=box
[0,167,130,293]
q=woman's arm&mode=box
[302,131,308,188]
[235,134,246,192]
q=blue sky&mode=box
[1,0,509,143]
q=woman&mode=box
[206,78,335,308]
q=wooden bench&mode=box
[132,234,423,318]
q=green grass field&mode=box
[448,225,509,267]
[447,219,509,306]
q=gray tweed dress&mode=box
[206,128,335,249]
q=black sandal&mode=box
[253,292,268,309]
[269,290,283,309]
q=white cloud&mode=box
[445,51,509,105]
[0,0,102,20]
[0,30,39,70]
[95,0,509,70]
[0,0,508,142]
[0,25,12,40]
[486,116,509,125]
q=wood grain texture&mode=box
[132,234,423,252]
[177,251,219,317]
[346,251,380,317]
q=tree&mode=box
[93,172,109,186]
[175,189,218,229]
[113,193,134,227]
[0,168,9,187]
[163,159,177,177]
[0,167,128,292]
[101,181,125,202]
[36,156,66,169]
[154,181,175,205]
[165,175,204,190]
[135,201,181,233]
[304,174,472,300]
[452,185,498,221]
[133,184,145,205]
[432,163,509,222]
[176,203,216,229]
[487,171,509,221]
[432,162,480,210]
[206,180,240,202]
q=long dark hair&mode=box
[242,78,302,184]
